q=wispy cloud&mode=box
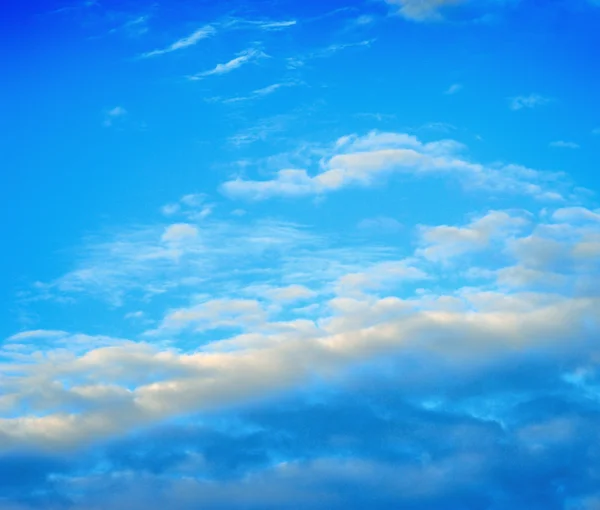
[139,18,296,59]
[108,14,151,37]
[509,94,552,111]
[219,82,299,104]
[188,48,267,80]
[550,140,580,149]
[225,18,297,30]
[287,39,374,68]
[444,83,463,95]
[141,25,216,58]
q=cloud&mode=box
[550,140,580,149]
[225,18,297,30]
[384,0,468,21]
[417,210,529,262]
[139,18,296,58]
[221,131,572,201]
[592,128,600,135]
[189,48,267,80]
[444,83,463,95]
[509,94,552,111]
[140,25,216,58]
[161,223,199,243]
[219,82,299,104]
[263,285,316,302]
[286,39,374,69]
[7,330,68,342]
[103,106,127,127]
[4,202,600,457]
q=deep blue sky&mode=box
[2,0,600,508]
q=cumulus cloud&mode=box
[221,131,572,201]
[3,204,600,465]
[417,210,529,262]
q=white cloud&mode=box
[220,82,298,104]
[444,83,463,95]
[221,131,572,201]
[124,311,145,320]
[4,203,600,450]
[141,25,216,58]
[3,287,598,449]
[7,330,68,342]
[384,0,468,21]
[148,298,267,336]
[189,48,267,80]
[592,128,600,135]
[550,140,580,149]
[226,19,297,30]
[161,223,199,243]
[509,94,552,111]
[417,210,529,262]
[552,207,600,223]
[263,285,316,302]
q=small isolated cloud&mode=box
[550,140,580,149]
[384,0,468,22]
[103,106,127,127]
[509,94,552,111]
[358,216,403,233]
[141,25,215,58]
[189,48,267,80]
[161,223,199,243]
[444,83,463,95]
[592,128,600,135]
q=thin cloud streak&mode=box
[188,48,267,80]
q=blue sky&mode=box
[2,0,600,508]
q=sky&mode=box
[1,0,600,508]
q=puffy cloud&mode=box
[221,131,572,201]
[417,210,529,262]
[161,223,199,243]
